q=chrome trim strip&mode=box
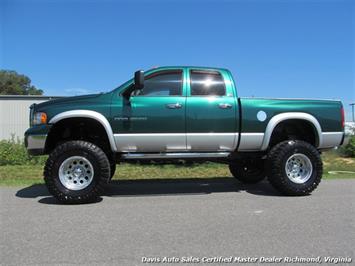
[26,134,47,150]
[49,110,117,152]
[320,132,344,148]
[261,112,322,150]
[238,133,264,151]
[121,152,230,159]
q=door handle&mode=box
[166,103,182,109]
[218,103,232,109]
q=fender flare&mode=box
[261,112,322,150]
[49,110,117,152]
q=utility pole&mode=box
[350,103,355,122]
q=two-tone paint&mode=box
[25,66,344,156]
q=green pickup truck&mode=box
[25,66,345,203]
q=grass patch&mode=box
[114,163,231,180]
[0,151,353,186]
[0,165,44,186]
[0,163,232,186]
[322,151,355,179]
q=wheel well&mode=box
[45,118,111,154]
[269,119,318,148]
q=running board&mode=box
[121,152,230,160]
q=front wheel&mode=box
[266,140,322,196]
[229,159,266,184]
[44,140,111,204]
[106,152,116,180]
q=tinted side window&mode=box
[135,71,183,96]
[190,70,226,96]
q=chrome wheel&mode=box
[285,153,313,184]
[59,156,94,190]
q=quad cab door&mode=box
[186,69,239,151]
[111,69,187,152]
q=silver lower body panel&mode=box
[114,133,186,152]
[114,133,237,152]
[238,133,265,151]
[320,132,344,149]
[114,131,344,154]
[186,133,237,151]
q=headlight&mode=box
[33,112,47,125]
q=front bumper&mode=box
[25,134,47,155]
[24,125,52,155]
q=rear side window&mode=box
[190,70,226,96]
[135,70,183,97]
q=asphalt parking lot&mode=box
[1,179,354,266]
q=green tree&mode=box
[343,136,355,157]
[0,70,43,95]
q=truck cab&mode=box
[111,67,239,153]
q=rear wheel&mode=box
[44,140,110,204]
[229,159,266,184]
[266,140,322,196]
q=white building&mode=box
[0,95,63,140]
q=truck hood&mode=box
[34,93,102,110]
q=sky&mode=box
[1,0,354,120]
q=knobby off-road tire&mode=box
[229,159,266,184]
[44,140,111,204]
[110,162,116,180]
[266,140,322,196]
[106,152,116,180]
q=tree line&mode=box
[0,70,43,95]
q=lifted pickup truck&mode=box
[25,66,345,203]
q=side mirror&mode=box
[123,70,144,99]
[134,70,144,90]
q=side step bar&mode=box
[121,152,230,160]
